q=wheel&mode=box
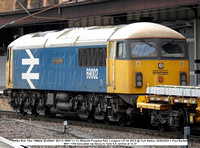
[44,107,51,118]
[176,108,189,134]
[32,109,39,117]
[119,117,126,127]
[104,117,110,125]
[33,112,39,117]
[158,123,167,132]
[20,107,27,115]
[87,112,94,123]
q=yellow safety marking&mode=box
[189,113,194,124]
[137,102,171,110]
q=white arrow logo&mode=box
[22,49,39,89]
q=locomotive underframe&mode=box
[149,108,190,132]
[8,89,139,126]
[7,88,198,131]
[138,95,200,132]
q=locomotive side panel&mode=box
[12,47,107,92]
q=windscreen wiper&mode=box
[140,39,155,48]
[163,38,175,46]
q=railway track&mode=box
[0,110,200,143]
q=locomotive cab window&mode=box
[129,39,157,58]
[161,39,185,58]
[116,42,126,59]
[110,43,114,59]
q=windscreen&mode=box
[160,39,185,58]
[130,40,157,58]
[128,39,187,59]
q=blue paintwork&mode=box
[13,46,107,93]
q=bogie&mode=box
[9,90,139,126]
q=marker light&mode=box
[180,72,187,86]
[136,72,143,88]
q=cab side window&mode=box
[110,43,114,59]
[116,42,126,59]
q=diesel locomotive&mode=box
[5,22,190,129]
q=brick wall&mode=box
[0,0,89,13]
[0,0,15,13]
[43,0,51,7]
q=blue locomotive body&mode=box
[13,46,107,93]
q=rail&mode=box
[0,110,199,143]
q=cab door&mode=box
[107,41,116,93]
[6,48,13,88]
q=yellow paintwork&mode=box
[5,62,9,88]
[137,95,200,124]
[196,100,200,114]
[137,95,198,106]
[195,116,200,123]
[137,95,149,103]
[190,113,200,124]
[107,59,189,94]
[139,96,198,105]
[190,113,194,124]
[137,102,172,110]
[107,41,116,92]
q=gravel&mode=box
[0,118,199,148]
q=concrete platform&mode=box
[0,137,24,148]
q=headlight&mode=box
[180,72,187,86]
[158,63,164,69]
[136,72,143,88]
